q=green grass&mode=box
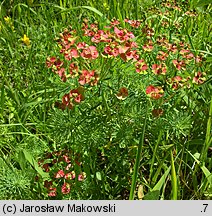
[0,0,211,200]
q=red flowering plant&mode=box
[42,0,212,200]
[46,16,208,118]
[35,150,86,199]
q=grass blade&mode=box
[152,166,171,192]
[171,150,178,200]
[129,103,148,200]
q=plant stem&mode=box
[149,130,163,182]
[129,102,148,200]
[200,96,212,165]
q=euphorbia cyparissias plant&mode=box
[46,18,207,110]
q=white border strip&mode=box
[0,200,211,216]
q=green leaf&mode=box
[116,3,125,28]
[152,167,171,191]
[201,165,212,186]
[143,190,160,200]
[171,151,178,200]
[18,151,26,170]
[81,6,110,24]
[96,172,102,181]
[206,57,212,62]
[196,0,212,7]
[0,82,5,114]
[23,150,49,179]
[12,3,37,16]
[186,150,212,186]
[81,6,104,17]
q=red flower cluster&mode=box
[80,45,99,59]
[142,40,154,52]
[152,63,167,75]
[156,51,168,61]
[83,21,139,62]
[61,182,71,195]
[37,150,86,197]
[78,70,99,86]
[55,170,65,178]
[170,76,183,90]
[180,49,194,60]
[142,25,154,38]
[152,108,164,117]
[192,72,206,85]
[55,86,85,110]
[116,87,129,100]
[146,85,164,100]
[46,57,66,82]
[172,59,186,70]
[124,19,141,28]
[46,19,207,106]
[135,59,148,74]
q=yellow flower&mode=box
[21,34,30,46]
[3,16,15,31]
[4,16,11,23]
[103,2,109,10]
